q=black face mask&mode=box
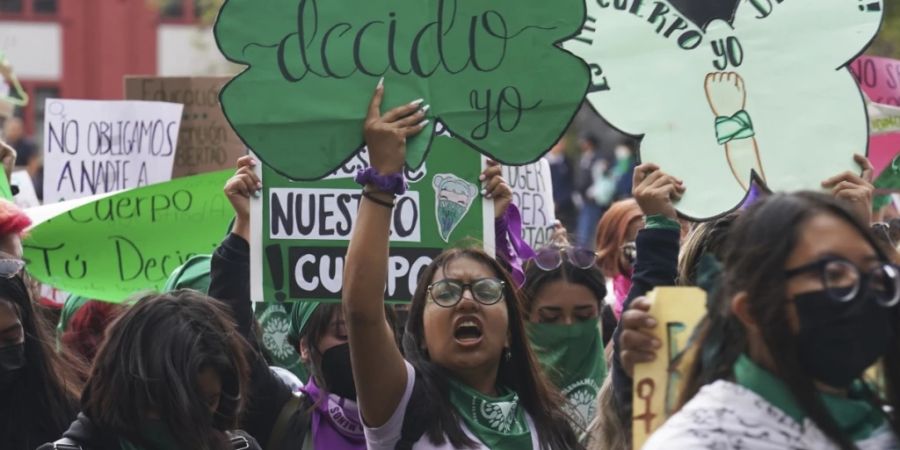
[0,343,25,391]
[794,289,895,388]
[321,343,356,401]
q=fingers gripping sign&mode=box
[364,79,429,177]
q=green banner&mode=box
[214,0,589,181]
[251,135,493,303]
[24,171,233,302]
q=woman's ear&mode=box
[299,337,310,364]
[730,291,758,333]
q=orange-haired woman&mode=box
[594,199,643,319]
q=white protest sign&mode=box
[42,99,183,204]
[565,0,883,220]
[10,170,39,209]
[503,159,556,249]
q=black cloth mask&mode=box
[794,289,895,388]
[0,343,25,391]
[321,343,357,401]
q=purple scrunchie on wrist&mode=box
[355,167,408,195]
[494,204,535,287]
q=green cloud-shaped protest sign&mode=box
[215,0,589,180]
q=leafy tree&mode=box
[868,1,900,58]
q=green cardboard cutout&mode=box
[214,0,589,180]
[23,171,233,302]
[565,0,883,220]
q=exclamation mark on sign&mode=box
[858,1,881,12]
[266,245,286,302]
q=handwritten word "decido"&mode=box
[273,0,533,81]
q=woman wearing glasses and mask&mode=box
[0,257,84,450]
[343,84,581,449]
[644,192,900,449]
[520,246,608,435]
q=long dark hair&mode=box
[402,248,581,449]
[0,274,84,449]
[82,290,250,450]
[520,256,608,315]
[678,192,900,450]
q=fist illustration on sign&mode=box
[704,72,746,118]
[704,72,764,191]
[566,0,883,219]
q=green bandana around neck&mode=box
[733,354,886,441]
[526,318,606,430]
[119,420,184,450]
[256,302,306,380]
[447,378,533,450]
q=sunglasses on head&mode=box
[0,259,24,279]
[532,246,597,271]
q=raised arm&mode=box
[611,163,683,433]
[343,82,428,427]
[210,157,292,449]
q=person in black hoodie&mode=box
[38,291,260,450]
[0,256,83,450]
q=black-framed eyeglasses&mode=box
[427,278,505,308]
[533,246,597,271]
[0,259,24,279]
[784,256,900,307]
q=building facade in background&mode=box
[0,0,233,146]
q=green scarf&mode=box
[447,378,533,449]
[119,421,184,450]
[734,354,887,441]
[526,319,605,430]
[256,302,306,381]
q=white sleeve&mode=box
[363,360,417,450]
[641,420,711,450]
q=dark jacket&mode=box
[35,412,262,450]
[610,227,681,434]
[209,233,310,450]
[0,394,77,450]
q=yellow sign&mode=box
[632,287,706,449]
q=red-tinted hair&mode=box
[62,300,121,363]
[0,198,30,236]
[594,199,643,278]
